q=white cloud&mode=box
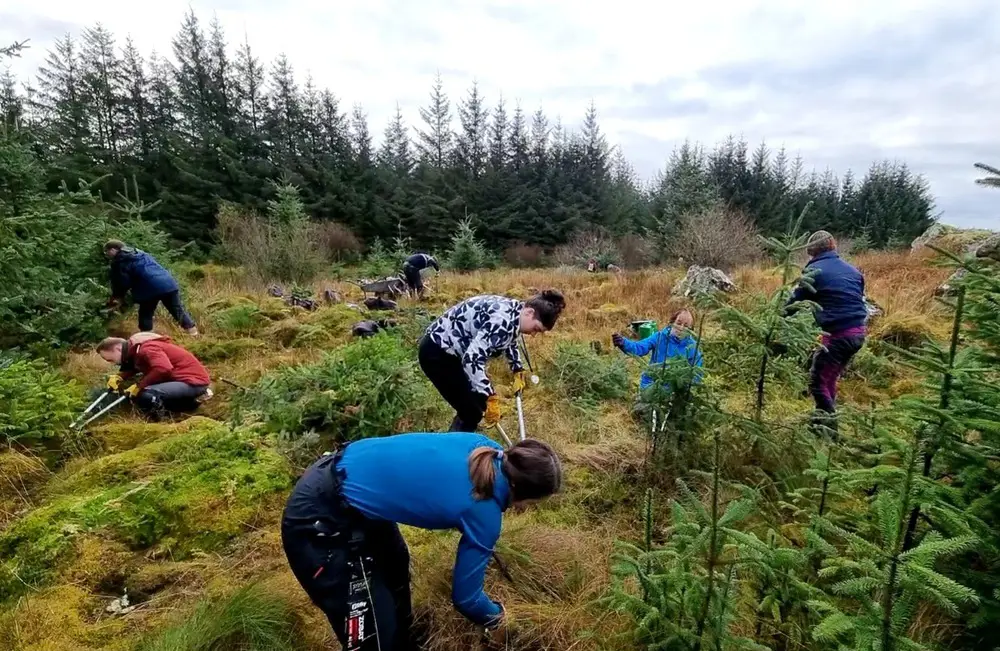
[2,0,998,228]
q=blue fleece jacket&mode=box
[338,432,507,626]
[789,251,867,333]
[619,328,704,390]
[110,248,179,302]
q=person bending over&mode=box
[104,240,198,335]
[97,332,212,419]
[419,290,565,432]
[281,433,562,650]
[401,252,439,298]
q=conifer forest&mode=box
[2,10,999,651]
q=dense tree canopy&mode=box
[1,12,935,255]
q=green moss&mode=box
[0,420,292,602]
[185,337,266,362]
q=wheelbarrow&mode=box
[349,276,410,300]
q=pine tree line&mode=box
[1,11,935,254]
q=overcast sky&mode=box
[2,0,998,229]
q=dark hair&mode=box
[97,336,126,353]
[524,289,566,330]
[103,239,126,253]
[468,438,562,502]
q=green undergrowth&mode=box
[232,332,433,442]
[0,418,292,602]
[0,357,84,447]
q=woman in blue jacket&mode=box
[613,309,703,390]
[104,240,198,335]
[281,433,562,650]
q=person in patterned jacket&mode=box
[419,290,566,432]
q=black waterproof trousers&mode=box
[281,452,415,650]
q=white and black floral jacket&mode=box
[426,295,524,396]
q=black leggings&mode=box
[418,335,487,432]
[137,290,195,332]
[282,455,415,650]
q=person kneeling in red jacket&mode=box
[97,332,213,419]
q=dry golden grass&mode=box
[18,249,952,650]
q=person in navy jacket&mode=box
[612,309,704,391]
[104,240,198,335]
[281,433,562,650]
[787,231,868,423]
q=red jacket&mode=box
[120,333,210,389]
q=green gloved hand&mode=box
[511,370,527,394]
[106,374,123,392]
[123,384,140,399]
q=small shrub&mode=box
[448,217,489,272]
[314,220,363,263]
[504,242,548,268]
[232,334,425,441]
[617,233,654,269]
[141,583,299,651]
[550,341,630,408]
[214,184,323,284]
[554,229,620,268]
[667,208,762,270]
[0,357,82,446]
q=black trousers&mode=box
[282,454,415,650]
[137,290,195,332]
[418,335,487,432]
[402,263,423,292]
[134,382,208,413]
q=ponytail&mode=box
[469,446,501,500]
[468,439,562,503]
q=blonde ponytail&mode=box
[468,446,501,499]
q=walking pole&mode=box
[70,391,111,429]
[75,394,129,430]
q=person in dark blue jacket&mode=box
[104,240,198,335]
[613,309,704,389]
[786,231,868,421]
[281,433,562,650]
[401,252,439,298]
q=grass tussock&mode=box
[140,583,301,651]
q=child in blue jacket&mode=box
[613,309,704,391]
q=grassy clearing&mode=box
[0,250,949,650]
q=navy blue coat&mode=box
[789,251,867,332]
[110,248,178,302]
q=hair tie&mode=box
[496,450,504,460]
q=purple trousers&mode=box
[809,326,866,413]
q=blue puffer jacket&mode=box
[619,328,704,390]
[110,248,178,302]
[789,251,867,333]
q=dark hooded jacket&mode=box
[110,248,179,301]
